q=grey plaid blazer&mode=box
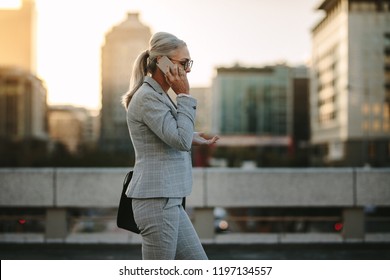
[125,76,197,198]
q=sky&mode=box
[1,0,324,110]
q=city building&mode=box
[211,64,309,167]
[311,0,390,166]
[188,87,214,167]
[100,13,151,153]
[190,87,213,134]
[48,105,100,154]
[0,0,50,166]
[212,65,291,136]
[0,0,36,73]
[0,66,47,141]
[0,0,46,141]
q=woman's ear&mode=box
[149,58,157,73]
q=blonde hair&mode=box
[121,32,187,108]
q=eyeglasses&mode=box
[169,58,193,71]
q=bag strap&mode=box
[165,93,177,109]
[123,170,133,188]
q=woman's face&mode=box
[169,46,193,73]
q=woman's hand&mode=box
[192,132,219,146]
[165,64,190,95]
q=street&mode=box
[1,243,389,260]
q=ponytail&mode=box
[121,50,150,108]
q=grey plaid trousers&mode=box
[132,197,208,260]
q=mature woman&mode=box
[122,32,218,260]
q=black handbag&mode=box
[116,171,140,233]
[116,170,187,233]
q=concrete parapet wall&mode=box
[0,168,55,207]
[56,168,128,207]
[355,169,390,206]
[1,167,389,241]
[0,168,389,208]
[201,168,355,207]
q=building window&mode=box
[6,95,17,136]
[383,122,389,133]
[369,142,376,159]
[385,72,390,84]
[373,120,381,132]
[385,33,390,46]
[388,141,390,157]
[385,33,390,55]
[350,2,376,12]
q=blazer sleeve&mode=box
[141,92,197,151]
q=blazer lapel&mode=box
[164,92,178,110]
[144,76,177,115]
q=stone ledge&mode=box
[2,233,389,244]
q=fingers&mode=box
[193,133,219,146]
[165,65,189,94]
[210,135,220,143]
[208,135,219,145]
[178,67,185,77]
[166,64,184,79]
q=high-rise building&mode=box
[0,0,49,166]
[211,64,309,166]
[311,0,390,166]
[0,66,47,141]
[100,13,151,153]
[48,105,99,154]
[212,64,308,136]
[0,0,36,73]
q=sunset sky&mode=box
[1,0,323,109]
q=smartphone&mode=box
[157,56,175,74]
